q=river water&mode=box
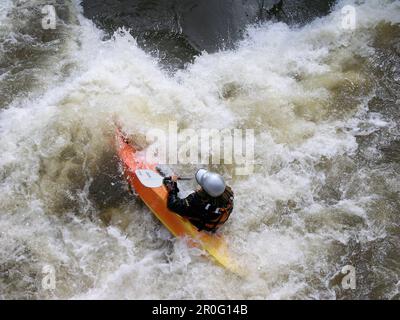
[0,0,399,299]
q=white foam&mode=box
[0,0,399,299]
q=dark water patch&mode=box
[314,155,357,205]
[331,236,400,299]
[82,0,336,71]
[0,0,78,109]
[299,21,400,297]
[380,139,400,164]
[139,29,199,70]
[258,0,336,24]
[87,150,132,213]
[0,239,39,299]
[353,22,400,168]
[36,125,137,228]
[371,25,400,114]
[368,23,400,117]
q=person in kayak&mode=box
[163,169,234,233]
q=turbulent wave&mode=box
[0,0,399,299]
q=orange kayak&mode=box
[115,127,238,272]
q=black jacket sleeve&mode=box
[165,181,198,218]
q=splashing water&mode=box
[0,0,399,299]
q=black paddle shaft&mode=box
[156,166,193,181]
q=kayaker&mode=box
[163,169,234,233]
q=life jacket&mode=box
[191,186,234,232]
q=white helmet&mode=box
[195,169,226,197]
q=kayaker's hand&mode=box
[170,175,178,182]
[163,177,175,192]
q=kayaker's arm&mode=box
[164,179,198,217]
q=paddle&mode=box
[155,166,193,181]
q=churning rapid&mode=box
[0,0,399,299]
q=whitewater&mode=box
[0,0,399,299]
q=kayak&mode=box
[115,126,238,272]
